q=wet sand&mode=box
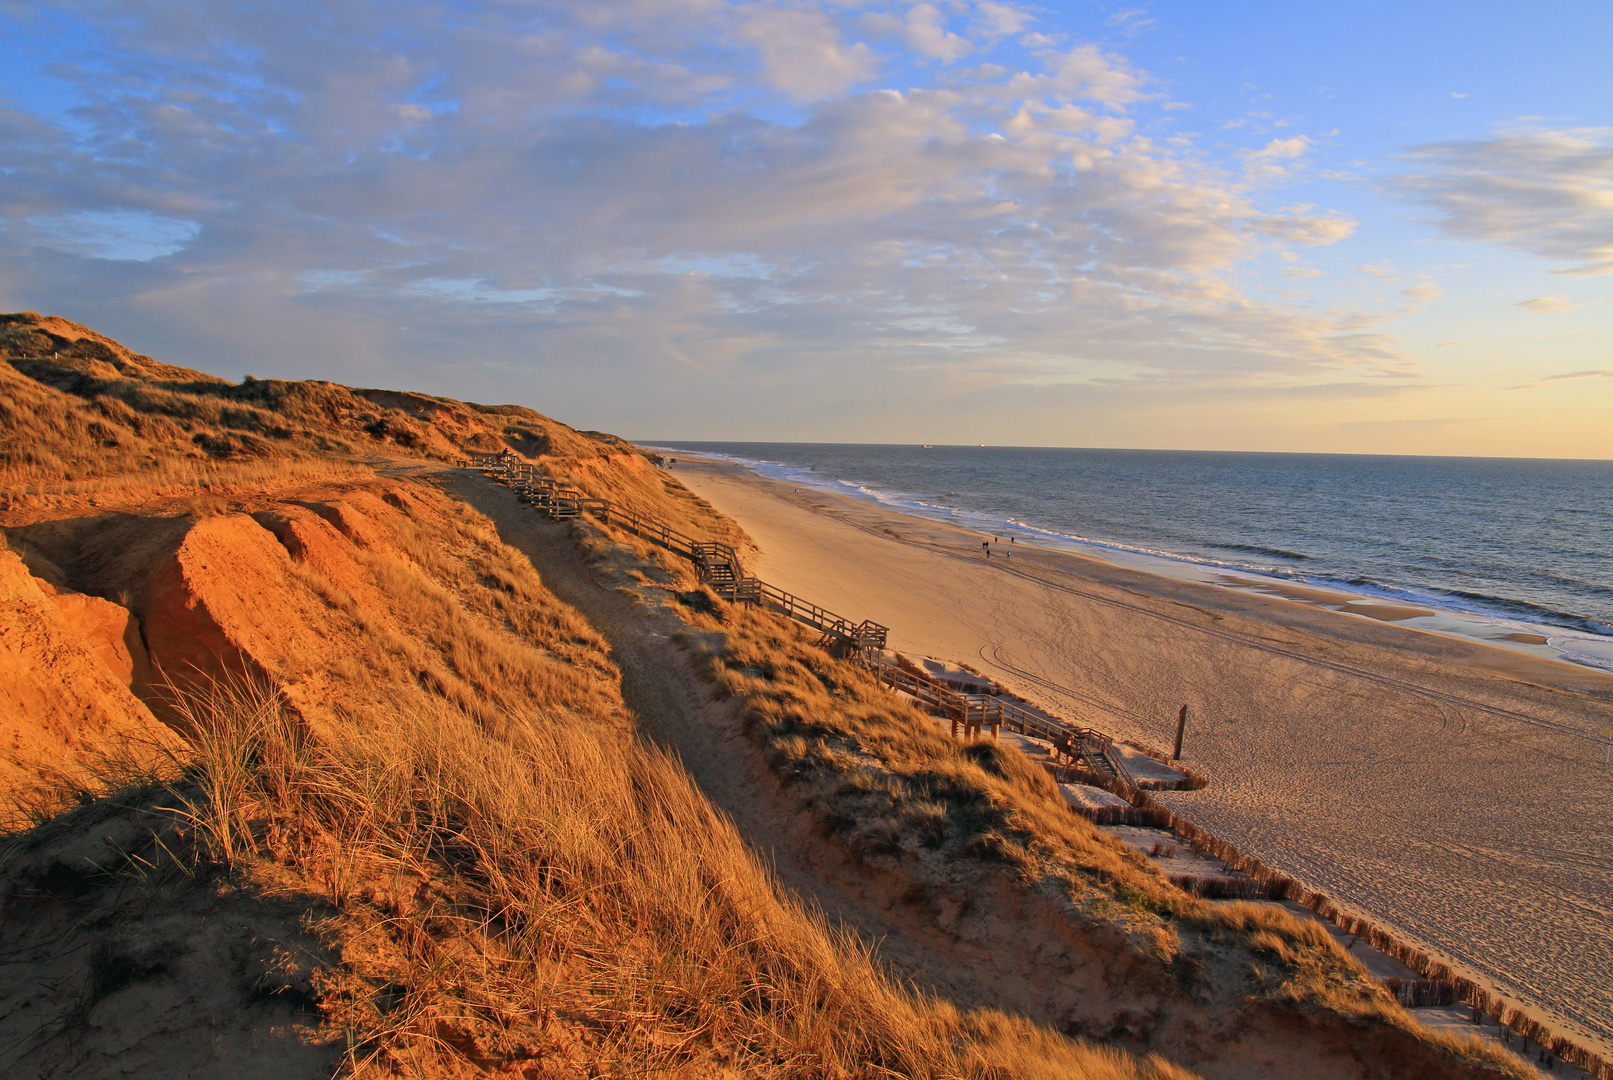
[671,456,1613,1058]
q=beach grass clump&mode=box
[4,673,1204,1080]
[678,597,1192,923]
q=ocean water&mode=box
[649,442,1613,672]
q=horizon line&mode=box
[634,439,1613,464]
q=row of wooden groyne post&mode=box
[465,452,1610,1079]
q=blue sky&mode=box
[1,1,1609,456]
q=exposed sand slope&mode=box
[672,458,1613,1059]
[7,482,626,741]
[0,796,342,1079]
[0,546,181,808]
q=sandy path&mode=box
[672,459,1613,1056]
[440,472,1066,1017]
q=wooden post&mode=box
[1172,704,1188,761]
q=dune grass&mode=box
[0,455,379,511]
[2,310,675,518]
[122,676,1201,1080]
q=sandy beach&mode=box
[672,455,1613,1057]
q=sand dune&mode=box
[672,457,1613,1059]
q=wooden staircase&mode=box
[870,654,1134,786]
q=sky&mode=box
[0,1,1609,457]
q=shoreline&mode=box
[650,444,1613,676]
[666,452,1613,1061]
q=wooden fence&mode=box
[870,654,1133,782]
[466,455,888,651]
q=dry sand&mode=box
[672,456,1613,1058]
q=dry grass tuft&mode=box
[682,598,1192,920]
[1,455,376,512]
[136,677,1191,1079]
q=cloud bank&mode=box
[0,0,1419,436]
[1389,128,1613,277]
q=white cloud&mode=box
[1543,368,1612,380]
[1515,296,1585,314]
[1401,282,1441,306]
[901,3,971,62]
[972,2,1029,38]
[739,7,877,99]
[1242,135,1312,180]
[1004,43,1150,109]
[1512,368,1613,389]
[1388,127,1613,276]
[1105,8,1155,35]
[1355,262,1397,283]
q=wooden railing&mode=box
[870,654,1131,784]
[471,454,1118,762]
[471,453,1117,769]
[466,456,888,651]
[754,580,887,649]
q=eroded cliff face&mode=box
[0,474,645,1078]
[0,546,180,804]
[3,477,628,793]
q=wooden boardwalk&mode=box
[465,453,887,651]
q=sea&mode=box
[647,443,1613,673]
